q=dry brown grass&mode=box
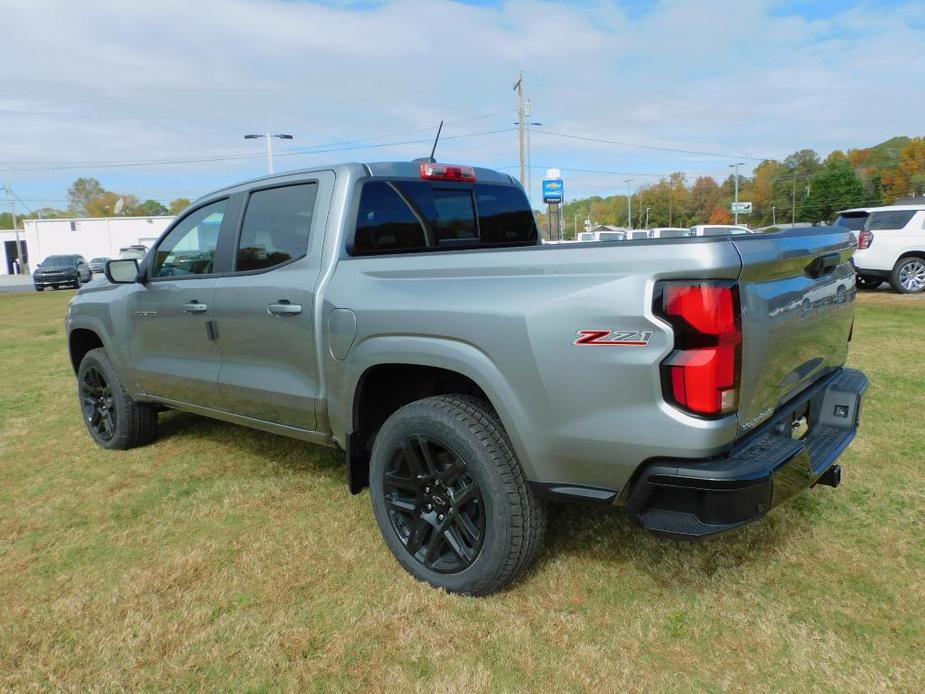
[1,289,923,691]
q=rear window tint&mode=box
[866,210,918,230]
[832,212,868,231]
[354,181,427,253]
[352,180,537,254]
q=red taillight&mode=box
[419,162,477,182]
[655,282,741,417]
[857,229,873,250]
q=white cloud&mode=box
[1,0,923,205]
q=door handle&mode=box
[267,301,302,316]
[183,301,208,314]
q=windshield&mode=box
[832,212,868,231]
[42,255,75,265]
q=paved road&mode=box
[0,275,35,294]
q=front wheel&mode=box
[78,348,158,449]
[369,395,547,596]
[891,257,925,294]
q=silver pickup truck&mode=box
[67,161,868,595]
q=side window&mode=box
[867,210,916,230]
[354,181,427,253]
[236,183,318,272]
[152,199,226,278]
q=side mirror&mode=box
[105,258,140,284]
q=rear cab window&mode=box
[351,179,537,254]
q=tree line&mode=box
[541,135,925,235]
[0,177,190,228]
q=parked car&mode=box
[118,245,148,261]
[88,257,110,273]
[853,205,925,293]
[649,227,691,239]
[66,161,867,595]
[689,224,752,236]
[33,254,92,290]
[577,229,627,242]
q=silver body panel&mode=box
[67,163,858,499]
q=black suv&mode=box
[33,255,92,291]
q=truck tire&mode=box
[890,257,925,294]
[369,395,547,596]
[77,347,158,449]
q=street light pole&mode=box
[730,162,744,224]
[244,133,294,174]
[513,72,526,188]
[624,179,633,228]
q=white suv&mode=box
[853,205,925,293]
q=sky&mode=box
[1,0,924,213]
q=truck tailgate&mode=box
[731,229,857,434]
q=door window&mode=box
[236,183,319,271]
[152,200,226,277]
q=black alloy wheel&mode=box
[383,434,486,573]
[81,365,116,442]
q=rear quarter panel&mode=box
[324,240,744,494]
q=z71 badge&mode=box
[573,329,653,346]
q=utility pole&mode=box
[645,207,651,230]
[244,132,294,174]
[513,72,526,188]
[4,184,26,275]
[791,168,797,224]
[624,179,633,228]
[574,213,578,238]
[772,205,776,225]
[730,162,744,225]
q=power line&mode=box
[0,126,516,173]
[530,129,770,162]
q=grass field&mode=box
[1,289,923,691]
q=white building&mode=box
[2,216,174,274]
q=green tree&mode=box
[799,158,866,222]
[67,177,106,215]
[135,199,169,216]
[168,198,191,215]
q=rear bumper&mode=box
[624,367,868,540]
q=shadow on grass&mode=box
[155,409,346,483]
[154,409,820,589]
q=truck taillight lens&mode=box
[419,163,477,182]
[654,281,742,417]
[857,229,873,249]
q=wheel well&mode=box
[346,364,489,493]
[896,251,925,265]
[69,329,103,373]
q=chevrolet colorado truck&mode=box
[66,161,868,595]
